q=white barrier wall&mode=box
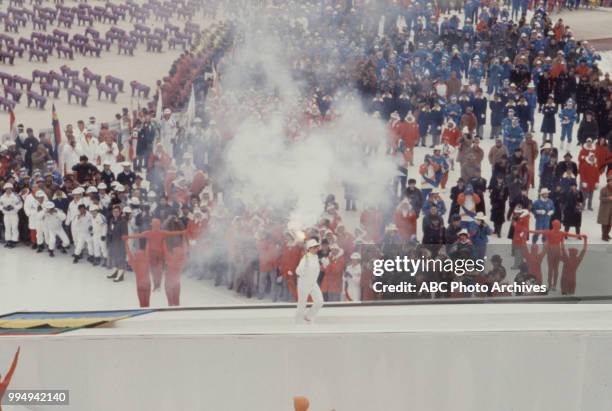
[1,330,612,411]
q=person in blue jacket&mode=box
[487,58,502,95]
[504,117,525,154]
[468,58,484,86]
[540,96,558,142]
[531,188,555,243]
[523,82,538,131]
[469,212,492,259]
[559,98,577,148]
[446,95,463,126]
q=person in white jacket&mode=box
[343,253,362,302]
[67,187,85,245]
[72,204,93,264]
[98,136,119,169]
[294,238,324,324]
[42,202,69,257]
[24,190,48,251]
[0,183,23,248]
[79,128,100,165]
[90,205,108,266]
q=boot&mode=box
[93,257,100,266]
[107,268,119,279]
[31,243,38,250]
[59,245,67,254]
[48,250,55,257]
[87,256,94,263]
[9,241,16,248]
[73,254,81,264]
[37,244,45,253]
[113,270,125,283]
[603,225,611,242]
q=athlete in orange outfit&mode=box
[0,347,20,411]
[560,235,588,295]
[165,235,189,306]
[123,218,186,290]
[528,219,584,291]
[124,239,151,307]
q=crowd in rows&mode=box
[1,0,612,305]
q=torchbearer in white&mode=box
[295,238,324,324]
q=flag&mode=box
[51,104,62,148]
[9,108,15,134]
[155,86,163,119]
[185,84,195,126]
[211,63,220,97]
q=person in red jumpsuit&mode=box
[124,239,152,307]
[0,347,20,411]
[522,243,547,285]
[123,218,186,291]
[560,234,588,295]
[165,234,189,306]
[278,232,303,301]
[528,219,584,291]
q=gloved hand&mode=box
[5,205,13,212]
[101,236,106,242]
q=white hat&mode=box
[110,181,119,187]
[542,143,552,149]
[129,197,140,205]
[72,187,85,195]
[35,190,46,198]
[122,206,132,213]
[458,228,469,236]
[86,186,98,194]
[434,145,442,151]
[102,160,111,167]
[90,205,100,211]
[147,190,156,198]
[44,201,55,210]
[350,252,361,260]
[540,188,550,195]
[475,212,486,220]
[163,108,171,114]
[115,184,125,193]
[527,81,535,88]
[97,183,107,190]
[3,182,13,189]
[121,161,131,168]
[385,223,398,231]
[305,238,320,249]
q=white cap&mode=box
[72,187,85,195]
[542,143,552,149]
[121,161,131,168]
[434,145,443,151]
[97,183,107,190]
[90,205,100,211]
[305,238,320,249]
[540,188,550,195]
[458,228,469,236]
[163,108,171,114]
[44,201,55,210]
[129,197,140,205]
[147,190,156,198]
[102,160,111,167]
[86,186,98,194]
[122,206,132,213]
[350,252,361,260]
[385,223,398,231]
[110,181,120,188]
[3,182,13,189]
[115,184,125,193]
[462,126,469,134]
[475,212,486,220]
[35,190,46,198]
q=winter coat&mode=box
[577,118,599,144]
[562,190,584,227]
[540,104,557,134]
[597,185,612,225]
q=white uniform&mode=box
[98,142,119,167]
[99,194,111,210]
[0,192,22,242]
[159,116,177,154]
[73,212,93,256]
[61,143,82,174]
[67,199,84,243]
[80,137,100,164]
[343,264,362,301]
[294,252,324,323]
[43,210,70,250]
[91,213,108,258]
[24,192,47,245]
